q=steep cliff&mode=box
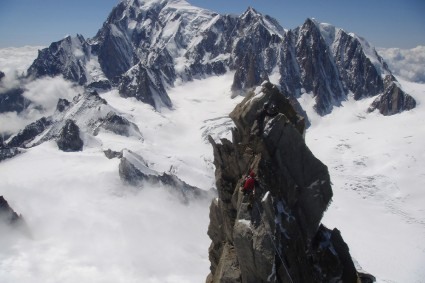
[207,81,373,282]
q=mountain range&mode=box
[22,0,415,118]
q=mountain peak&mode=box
[241,6,262,19]
[305,17,317,24]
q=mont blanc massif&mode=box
[1,0,424,282]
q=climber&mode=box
[241,170,256,209]
[241,170,256,195]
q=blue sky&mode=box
[0,0,424,49]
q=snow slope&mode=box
[301,79,425,282]
[1,46,425,283]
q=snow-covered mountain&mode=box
[24,0,415,116]
[1,0,424,282]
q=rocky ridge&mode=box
[3,90,143,151]
[206,81,374,282]
[118,149,210,202]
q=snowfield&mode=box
[1,47,425,283]
[302,78,425,282]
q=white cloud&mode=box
[0,143,212,283]
[0,46,43,77]
[0,46,42,91]
[377,45,425,83]
[0,112,30,136]
[0,46,84,136]
[0,77,83,136]
[23,76,83,111]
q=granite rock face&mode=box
[206,81,370,282]
[118,63,172,109]
[27,35,90,85]
[0,88,29,114]
[368,76,416,115]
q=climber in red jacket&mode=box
[241,170,256,196]
[241,170,256,210]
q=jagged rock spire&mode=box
[207,81,370,282]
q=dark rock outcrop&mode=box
[118,63,172,109]
[56,119,83,152]
[7,117,52,148]
[0,196,23,226]
[368,77,416,115]
[0,70,5,81]
[119,150,208,201]
[333,30,384,100]
[27,35,90,85]
[104,149,123,159]
[93,8,135,81]
[0,147,22,162]
[95,111,143,138]
[295,19,346,115]
[0,88,30,114]
[86,80,112,92]
[56,98,71,113]
[206,81,368,282]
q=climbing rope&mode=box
[253,191,295,283]
[237,152,295,282]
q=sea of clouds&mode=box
[377,45,425,83]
